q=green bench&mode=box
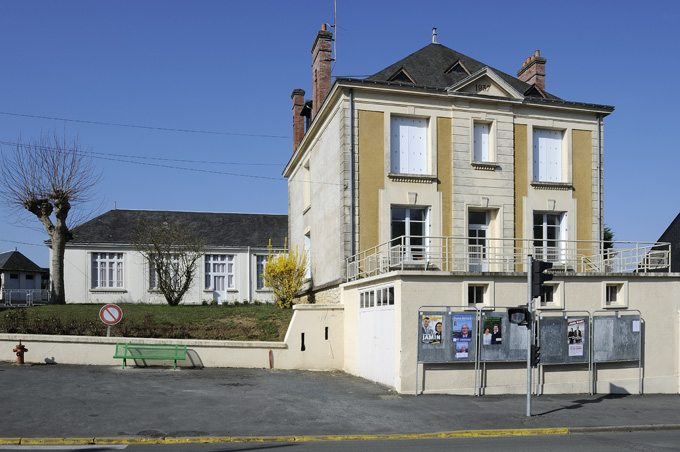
[113,343,187,370]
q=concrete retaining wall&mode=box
[0,304,345,370]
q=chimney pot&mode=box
[321,23,327,31]
[517,50,547,92]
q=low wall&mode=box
[0,304,345,371]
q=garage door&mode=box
[358,286,396,387]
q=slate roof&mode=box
[336,42,613,111]
[0,250,43,273]
[656,212,680,272]
[69,210,288,248]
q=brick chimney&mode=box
[517,50,547,92]
[291,88,306,151]
[311,24,333,119]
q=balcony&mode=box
[346,236,671,282]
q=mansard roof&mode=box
[364,43,560,99]
[69,209,288,248]
[0,250,43,272]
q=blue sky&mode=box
[1,0,678,268]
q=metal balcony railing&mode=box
[346,236,671,282]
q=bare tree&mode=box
[0,133,100,304]
[134,220,204,306]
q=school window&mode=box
[204,254,234,291]
[533,128,563,182]
[91,253,124,289]
[256,255,268,290]
[304,234,311,279]
[473,122,491,162]
[390,116,428,175]
[149,255,183,290]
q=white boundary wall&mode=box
[0,304,344,371]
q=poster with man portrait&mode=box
[421,314,443,344]
[568,318,585,356]
[451,314,473,343]
[483,316,503,345]
[455,342,469,359]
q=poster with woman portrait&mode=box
[421,314,443,344]
[483,317,502,345]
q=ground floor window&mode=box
[91,253,124,289]
[205,254,234,291]
[256,255,268,290]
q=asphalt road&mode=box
[1,362,679,444]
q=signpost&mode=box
[99,304,123,337]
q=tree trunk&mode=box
[49,226,68,305]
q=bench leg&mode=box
[122,358,126,370]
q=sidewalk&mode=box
[1,362,679,442]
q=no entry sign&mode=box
[99,304,123,326]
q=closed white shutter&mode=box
[533,129,562,182]
[391,117,427,174]
[474,123,490,162]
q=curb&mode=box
[1,425,679,445]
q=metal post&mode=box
[527,254,533,417]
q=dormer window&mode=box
[388,68,415,84]
[445,60,471,76]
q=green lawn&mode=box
[0,303,294,341]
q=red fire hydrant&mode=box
[13,341,28,364]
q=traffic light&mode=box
[508,307,531,327]
[530,344,541,367]
[531,259,553,299]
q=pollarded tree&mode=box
[134,219,204,306]
[262,238,309,309]
[0,133,100,304]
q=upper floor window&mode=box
[533,128,563,182]
[534,213,565,262]
[91,253,124,289]
[390,116,428,175]
[205,254,234,291]
[391,206,429,260]
[256,255,268,290]
[473,122,491,162]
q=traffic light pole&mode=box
[526,254,533,417]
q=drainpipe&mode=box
[597,114,603,246]
[247,246,252,303]
[350,89,356,257]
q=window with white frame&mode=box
[359,286,395,309]
[256,255,268,290]
[468,284,485,305]
[149,255,181,290]
[204,254,234,291]
[604,282,627,307]
[390,116,428,175]
[91,253,124,289]
[391,206,429,260]
[473,122,491,162]
[533,212,565,262]
[533,128,563,182]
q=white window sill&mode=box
[90,288,127,293]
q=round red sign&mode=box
[99,304,123,326]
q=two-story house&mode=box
[284,26,678,395]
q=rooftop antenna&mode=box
[332,0,337,67]
[432,27,438,44]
